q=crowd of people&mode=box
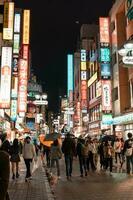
[0,130,133,199]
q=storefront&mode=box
[88,121,101,137]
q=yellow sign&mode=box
[81,62,86,70]
[23,10,30,44]
[88,72,97,87]
[3,2,14,40]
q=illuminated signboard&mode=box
[102,114,113,125]
[126,0,133,20]
[11,76,18,98]
[0,47,12,108]
[11,100,17,121]
[99,17,110,44]
[23,44,29,60]
[14,13,21,33]
[13,34,20,54]
[96,81,102,98]
[81,80,87,111]
[101,63,111,78]
[81,61,86,70]
[12,57,18,75]
[102,80,112,112]
[3,2,14,40]
[100,48,110,62]
[81,71,87,80]
[18,59,28,114]
[88,72,97,87]
[67,54,73,97]
[23,10,30,44]
[81,49,86,61]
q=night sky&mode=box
[14,0,113,113]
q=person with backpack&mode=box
[76,138,88,177]
[123,132,133,175]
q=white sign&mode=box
[14,13,21,33]
[33,100,48,105]
[0,47,12,108]
[123,56,133,65]
[64,110,74,115]
[81,71,87,80]
[81,49,86,61]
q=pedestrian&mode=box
[0,133,10,154]
[50,139,62,178]
[123,132,133,175]
[22,136,36,182]
[0,138,10,200]
[87,138,96,172]
[114,137,122,165]
[10,138,21,179]
[76,138,88,177]
[98,141,105,169]
[62,133,76,180]
[103,140,114,175]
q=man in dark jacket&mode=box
[62,133,76,180]
[0,138,10,200]
[123,132,133,175]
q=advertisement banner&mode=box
[96,81,102,98]
[23,10,30,44]
[102,80,112,112]
[11,99,17,121]
[11,76,18,98]
[101,63,111,78]
[99,17,110,44]
[0,47,12,108]
[18,59,28,114]
[3,2,14,40]
[81,80,87,111]
[67,54,73,97]
[81,49,86,62]
[13,34,20,54]
[100,48,110,62]
[12,57,19,75]
[14,13,21,33]
[81,71,87,80]
[22,44,29,60]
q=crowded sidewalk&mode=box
[8,157,54,200]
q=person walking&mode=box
[22,136,36,182]
[0,138,10,200]
[114,137,122,165]
[123,132,133,175]
[62,133,76,180]
[50,139,62,178]
[76,138,88,177]
[10,138,20,179]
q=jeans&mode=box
[24,159,32,178]
[51,159,60,176]
[65,155,73,177]
[105,157,113,172]
[87,152,96,171]
[126,155,133,174]
[78,156,87,175]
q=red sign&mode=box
[18,59,28,114]
[81,80,87,110]
[22,44,29,60]
[99,17,110,43]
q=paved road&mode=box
[8,157,54,200]
[54,158,133,200]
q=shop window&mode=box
[112,87,118,101]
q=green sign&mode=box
[126,0,133,20]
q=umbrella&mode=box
[39,133,62,147]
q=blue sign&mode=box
[67,54,74,97]
[100,48,110,62]
[101,63,111,78]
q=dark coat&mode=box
[62,137,76,156]
[0,150,10,200]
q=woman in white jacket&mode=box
[22,136,36,181]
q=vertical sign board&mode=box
[102,80,112,112]
[0,47,12,108]
[80,49,87,112]
[99,17,110,44]
[18,59,28,115]
[67,54,73,97]
[3,2,14,40]
[11,100,17,121]
[23,10,30,45]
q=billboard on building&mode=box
[81,80,87,112]
[0,47,12,108]
[14,12,21,33]
[67,54,73,97]
[99,17,110,44]
[3,2,14,40]
[101,63,111,78]
[100,48,110,62]
[22,44,29,60]
[11,100,17,121]
[18,59,28,114]
[23,10,30,44]
[126,0,133,20]
[102,80,112,112]
[13,34,20,54]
